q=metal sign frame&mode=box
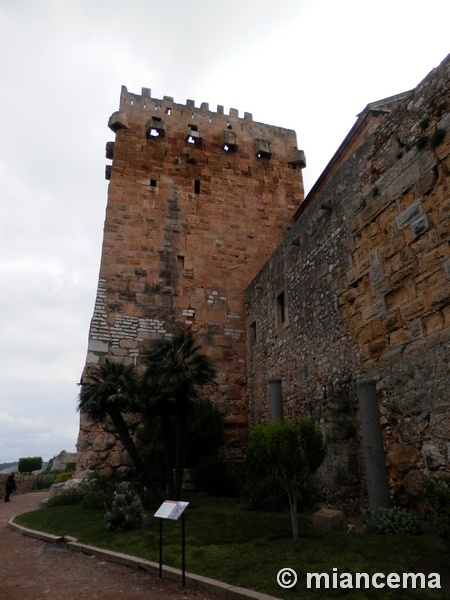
[154,501,189,587]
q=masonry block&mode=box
[313,508,348,531]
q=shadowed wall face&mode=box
[245,55,450,509]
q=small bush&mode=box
[65,462,76,472]
[47,489,84,507]
[238,469,286,511]
[55,470,75,484]
[35,472,58,489]
[418,474,450,550]
[365,507,420,535]
[104,492,144,531]
[81,475,117,510]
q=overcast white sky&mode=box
[0,0,448,464]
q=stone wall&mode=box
[77,87,305,475]
[0,474,36,497]
[245,54,450,511]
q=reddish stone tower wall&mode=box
[76,86,305,475]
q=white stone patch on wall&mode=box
[227,312,241,320]
[88,278,109,343]
[207,290,226,305]
[224,328,244,340]
[85,278,168,362]
[88,340,109,353]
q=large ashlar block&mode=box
[312,508,348,531]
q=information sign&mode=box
[154,500,189,520]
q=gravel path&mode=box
[0,491,218,600]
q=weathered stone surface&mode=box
[312,508,348,531]
[245,54,450,511]
[387,444,420,473]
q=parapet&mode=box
[119,85,253,122]
[106,85,306,170]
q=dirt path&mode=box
[0,491,217,600]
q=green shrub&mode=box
[104,492,144,531]
[81,475,117,510]
[238,469,287,511]
[65,462,76,472]
[418,474,450,550]
[35,472,58,489]
[47,489,84,507]
[55,470,75,484]
[18,456,43,474]
[365,507,420,535]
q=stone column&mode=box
[357,379,391,512]
[269,378,283,421]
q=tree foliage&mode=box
[18,456,43,474]
[246,418,326,542]
[77,358,156,494]
[77,331,217,502]
[142,330,216,500]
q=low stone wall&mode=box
[0,474,36,497]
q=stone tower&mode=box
[76,85,305,476]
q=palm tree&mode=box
[142,330,216,500]
[77,358,150,485]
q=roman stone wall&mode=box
[245,54,450,511]
[77,87,305,475]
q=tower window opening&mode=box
[149,128,160,137]
[165,107,172,115]
[194,180,201,194]
[276,291,287,327]
[150,179,157,187]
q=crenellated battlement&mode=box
[119,84,255,121]
[108,85,306,172]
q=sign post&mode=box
[154,500,189,587]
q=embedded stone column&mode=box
[357,379,391,512]
[269,378,283,421]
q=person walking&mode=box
[4,472,17,502]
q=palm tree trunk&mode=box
[109,409,161,499]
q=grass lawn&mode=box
[15,493,448,599]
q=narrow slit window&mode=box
[150,179,157,188]
[276,291,287,326]
[194,180,201,194]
